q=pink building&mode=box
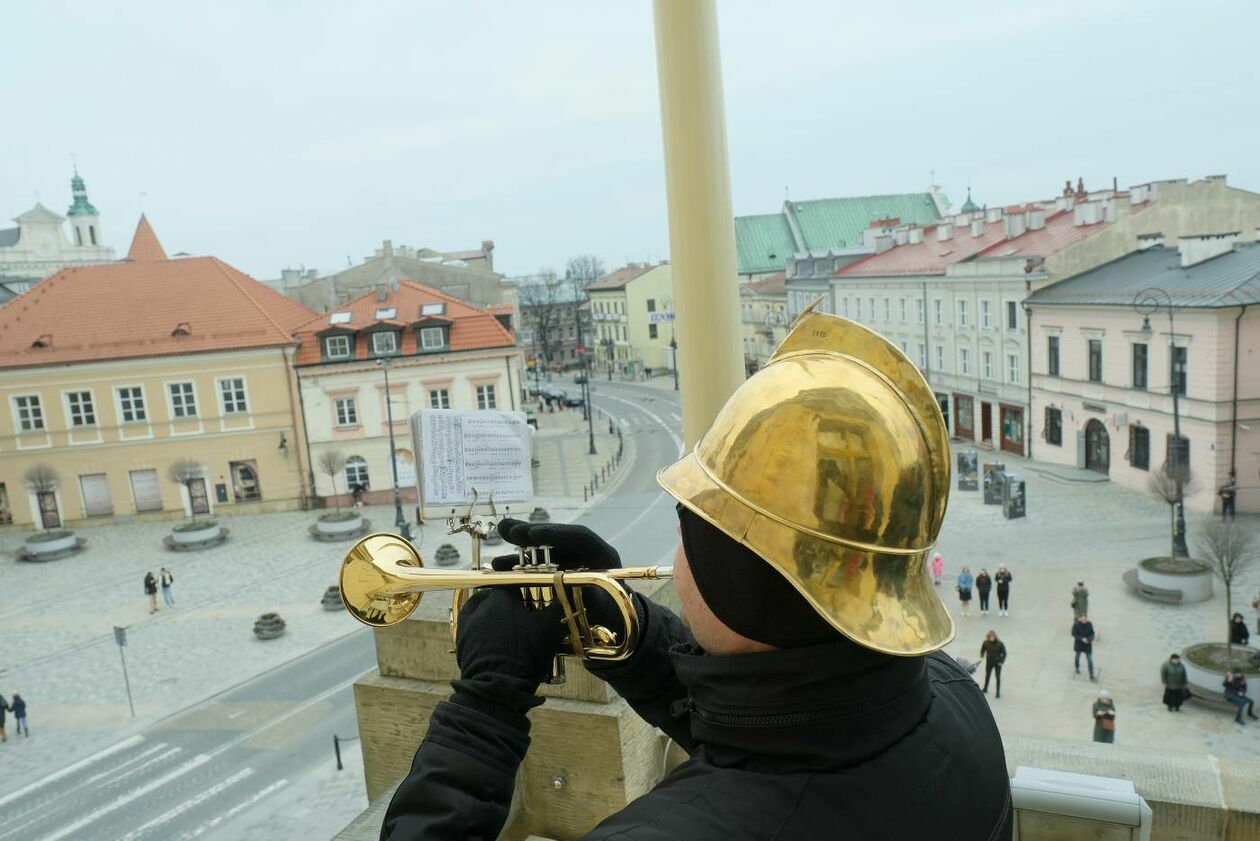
[1027,233,1260,512]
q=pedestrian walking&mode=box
[1072,614,1097,681]
[159,566,176,608]
[351,482,366,512]
[1253,588,1260,636]
[10,692,26,737]
[0,693,7,742]
[1092,690,1116,743]
[1071,582,1089,619]
[1229,612,1250,646]
[956,566,974,617]
[1160,654,1189,712]
[979,630,1006,699]
[144,571,159,614]
[930,553,944,586]
[995,565,1013,616]
[1219,471,1238,520]
[1224,670,1258,725]
[975,569,993,615]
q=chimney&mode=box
[985,207,1004,224]
[908,227,924,244]
[875,234,894,254]
[376,284,389,302]
[1178,232,1240,268]
[1027,208,1046,230]
[1074,202,1102,226]
[894,228,909,246]
[971,218,985,238]
[1137,233,1164,250]
[382,239,394,257]
[937,223,953,242]
[1003,213,1027,240]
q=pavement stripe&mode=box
[595,393,684,455]
[174,777,290,840]
[36,753,211,841]
[116,767,255,841]
[0,735,144,809]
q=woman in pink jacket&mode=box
[931,553,944,586]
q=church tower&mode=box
[66,168,102,248]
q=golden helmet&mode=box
[657,301,953,656]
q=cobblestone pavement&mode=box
[935,445,1260,762]
[0,406,627,792]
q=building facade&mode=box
[587,263,676,376]
[0,218,315,528]
[0,170,115,298]
[293,280,522,507]
[1028,237,1260,513]
[739,272,788,373]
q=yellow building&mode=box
[587,262,676,376]
[739,272,788,373]
[0,217,316,528]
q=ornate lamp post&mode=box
[1135,287,1187,558]
[376,357,412,541]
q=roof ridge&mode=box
[396,279,515,344]
[207,258,297,343]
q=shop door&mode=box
[1085,419,1110,474]
[230,460,262,501]
[999,405,1025,456]
[130,469,164,512]
[38,491,61,529]
[80,474,113,517]
[980,401,993,443]
[189,477,211,515]
[954,394,974,441]
[0,482,10,524]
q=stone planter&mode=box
[1138,557,1213,603]
[1182,643,1260,692]
[321,585,344,611]
[528,507,551,524]
[25,531,77,554]
[309,512,370,541]
[434,543,461,567]
[171,522,223,544]
[254,612,287,640]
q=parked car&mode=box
[561,390,585,408]
[574,372,588,385]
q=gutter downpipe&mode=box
[1022,298,1034,462]
[283,347,314,509]
[1232,303,1247,476]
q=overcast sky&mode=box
[5,1,1258,280]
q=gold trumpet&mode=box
[339,532,672,670]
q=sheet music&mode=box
[413,410,534,509]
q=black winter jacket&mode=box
[381,596,1012,840]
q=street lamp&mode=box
[670,328,679,391]
[1135,287,1187,558]
[376,356,412,541]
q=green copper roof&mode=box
[734,213,798,275]
[67,170,98,217]
[960,188,980,214]
[735,192,944,274]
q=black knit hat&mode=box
[677,504,840,648]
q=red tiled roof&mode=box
[0,229,317,370]
[126,215,167,261]
[744,272,786,295]
[586,264,655,291]
[293,280,516,365]
[836,210,1105,278]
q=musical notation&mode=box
[413,410,534,508]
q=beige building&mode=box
[293,280,522,507]
[587,263,676,376]
[0,218,316,528]
[738,272,787,373]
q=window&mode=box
[1171,346,1187,396]
[982,351,993,380]
[419,327,445,350]
[1006,301,1018,330]
[374,307,397,320]
[15,395,44,431]
[421,303,445,316]
[476,384,497,410]
[169,382,197,417]
[1132,343,1148,390]
[958,300,969,327]
[883,298,891,321]
[959,347,971,376]
[1088,340,1103,383]
[647,299,656,313]
[345,455,369,488]
[67,391,96,426]
[868,298,876,322]
[935,345,945,371]
[1129,425,1150,470]
[219,378,248,414]
[118,387,146,422]
[899,298,907,322]
[933,299,943,326]
[89,225,97,245]
[329,311,352,325]
[325,335,351,359]
[841,297,849,318]
[916,299,925,325]
[74,228,82,245]
[917,343,926,368]
[371,331,399,356]
[900,341,908,353]
[649,323,659,339]
[1007,353,1020,384]
[429,389,450,409]
[1048,336,1060,377]
[1045,407,1062,446]
[335,398,357,426]
[1165,433,1190,476]
[981,300,992,329]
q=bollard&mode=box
[334,734,343,770]
[584,486,588,502]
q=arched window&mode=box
[89,225,97,245]
[345,456,369,488]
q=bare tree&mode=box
[318,450,347,512]
[23,463,59,493]
[167,459,206,520]
[565,255,605,288]
[518,270,567,366]
[1197,518,1260,662]
[1148,465,1199,558]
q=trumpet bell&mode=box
[341,532,425,627]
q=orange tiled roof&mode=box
[744,272,786,295]
[126,214,168,261]
[0,220,317,370]
[293,280,516,365]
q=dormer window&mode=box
[371,331,400,356]
[172,322,191,336]
[31,334,52,348]
[324,335,352,360]
[329,311,352,325]
[375,307,397,320]
[419,326,447,351]
[420,303,445,317]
